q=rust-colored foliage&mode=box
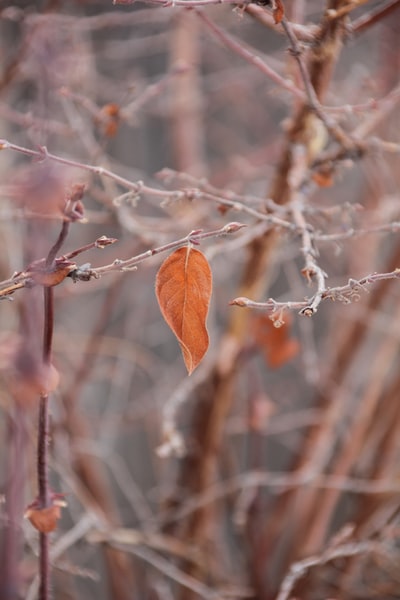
[27,258,76,287]
[273,0,285,24]
[10,355,60,406]
[252,313,299,368]
[99,103,121,137]
[24,497,65,533]
[12,164,68,219]
[312,167,334,188]
[155,246,212,374]
[25,496,66,533]
[25,505,61,533]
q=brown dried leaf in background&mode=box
[155,246,212,374]
[312,167,334,188]
[98,102,121,137]
[11,164,68,219]
[273,0,285,24]
[252,313,299,368]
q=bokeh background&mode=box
[0,1,400,598]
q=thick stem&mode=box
[37,288,52,600]
[37,221,68,600]
[38,530,50,600]
[37,392,50,508]
[42,288,54,366]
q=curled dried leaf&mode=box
[25,505,62,533]
[27,258,76,287]
[25,494,66,533]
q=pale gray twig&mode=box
[195,10,307,102]
[290,195,328,316]
[160,470,400,527]
[276,539,380,600]
[280,17,355,149]
[230,269,400,316]
[0,224,246,298]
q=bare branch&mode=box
[230,268,400,315]
[351,0,400,35]
[195,10,306,102]
[281,16,355,150]
[0,224,245,297]
[290,196,327,316]
[276,539,381,600]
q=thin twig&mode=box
[312,82,400,168]
[106,543,226,600]
[0,138,292,213]
[351,0,400,35]
[160,470,400,527]
[114,0,246,5]
[280,16,355,149]
[195,10,306,102]
[38,289,54,600]
[325,0,370,21]
[230,268,400,315]
[0,224,245,298]
[79,222,247,278]
[245,4,319,42]
[0,139,177,199]
[290,196,327,315]
[275,539,380,600]
[314,220,400,242]
[45,222,70,268]
[25,513,100,600]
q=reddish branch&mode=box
[36,223,70,599]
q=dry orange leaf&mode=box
[97,103,121,137]
[27,257,76,287]
[312,168,334,188]
[252,313,299,369]
[156,246,212,375]
[273,0,285,24]
[25,504,62,533]
[25,495,66,533]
